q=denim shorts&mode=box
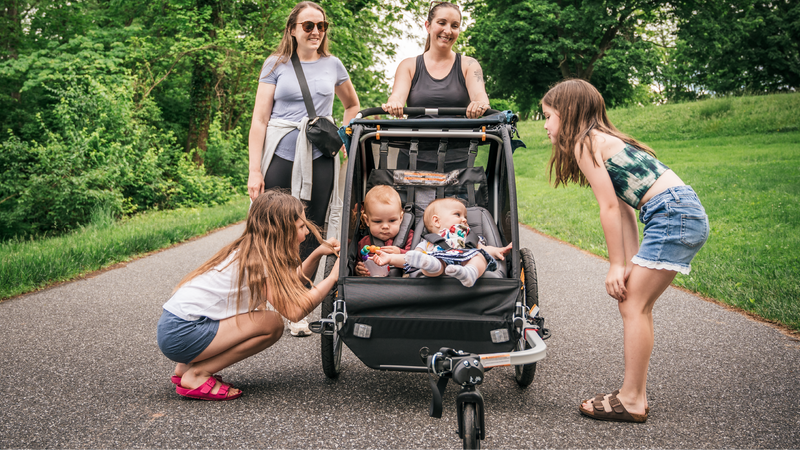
[157,310,219,364]
[632,185,709,275]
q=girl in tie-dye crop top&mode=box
[604,144,670,208]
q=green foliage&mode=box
[514,93,800,331]
[466,0,663,116]
[0,74,235,239]
[0,0,426,240]
[671,0,800,95]
[201,113,249,191]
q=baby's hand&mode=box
[372,250,390,267]
[380,246,401,255]
[355,261,371,277]
[484,243,513,261]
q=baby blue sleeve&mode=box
[334,57,350,86]
[259,57,280,84]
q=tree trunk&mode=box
[185,0,222,164]
[2,2,21,102]
[186,59,214,163]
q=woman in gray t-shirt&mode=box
[247,1,359,256]
[247,1,359,336]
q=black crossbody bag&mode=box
[290,53,342,158]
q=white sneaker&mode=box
[289,319,311,337]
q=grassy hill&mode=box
[514,93,800,332]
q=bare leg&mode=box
[179,310,284,396]
[582,265,676,415]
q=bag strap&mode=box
[290,52,318,119]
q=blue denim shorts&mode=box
[632,185,709,275]
[156,310,219,364]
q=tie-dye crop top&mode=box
[604,144,670,208]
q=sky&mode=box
[376,11,425,85]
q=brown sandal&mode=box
[581,390,649,414]
[579,392,648,423]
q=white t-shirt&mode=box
[163,254,252,321]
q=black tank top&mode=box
[406,53,471,108]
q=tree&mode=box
[671,0,800,95]
[466,0,664,116]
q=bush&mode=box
[0,74,236,240]
[200,113,249,192]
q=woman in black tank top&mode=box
[382,2,490,118]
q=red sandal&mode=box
[171,374,223,386]
[175,376,242,401]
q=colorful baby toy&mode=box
[360,245,381,261]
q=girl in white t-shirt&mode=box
[157,189,340,401]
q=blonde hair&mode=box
[262,2,331,79]
[424,2,461,52]
[176,189,330,320]
[363,185,402,216]
[542,79,656,188]
[423,197,465,232]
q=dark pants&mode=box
[264,155,334,261]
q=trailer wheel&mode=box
[515,248,538,387]
[320,255,342,378]
[462,403,480,449]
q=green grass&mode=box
[514,93,800,332]
[0,196,249,300]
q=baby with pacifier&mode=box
[373,197,511,287]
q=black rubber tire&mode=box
[514,248,538,387]
[320,256,342,378]
[462,403,480,449]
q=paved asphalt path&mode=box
[1,223,799,449]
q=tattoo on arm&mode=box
[474,67,485,84]
[466,57,475,67]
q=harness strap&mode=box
[429,375,449,418]
[467,139,479,168]
[466,140,479,205]
[407,139,419,205]
[436,139,448,198]
[379,140,389,170]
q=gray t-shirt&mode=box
[260,55,349,161]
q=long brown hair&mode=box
[543,79,656,188]
[424,2,461,52]
[262,2,331,79]
[175,189,331,320]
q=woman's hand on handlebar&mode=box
[247,170,264,200]
[381,100,405,118]
[466,101,491,119]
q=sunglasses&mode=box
[299,21,328,33]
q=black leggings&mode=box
[264,155,334,260]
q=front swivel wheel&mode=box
[461,403,480,449]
